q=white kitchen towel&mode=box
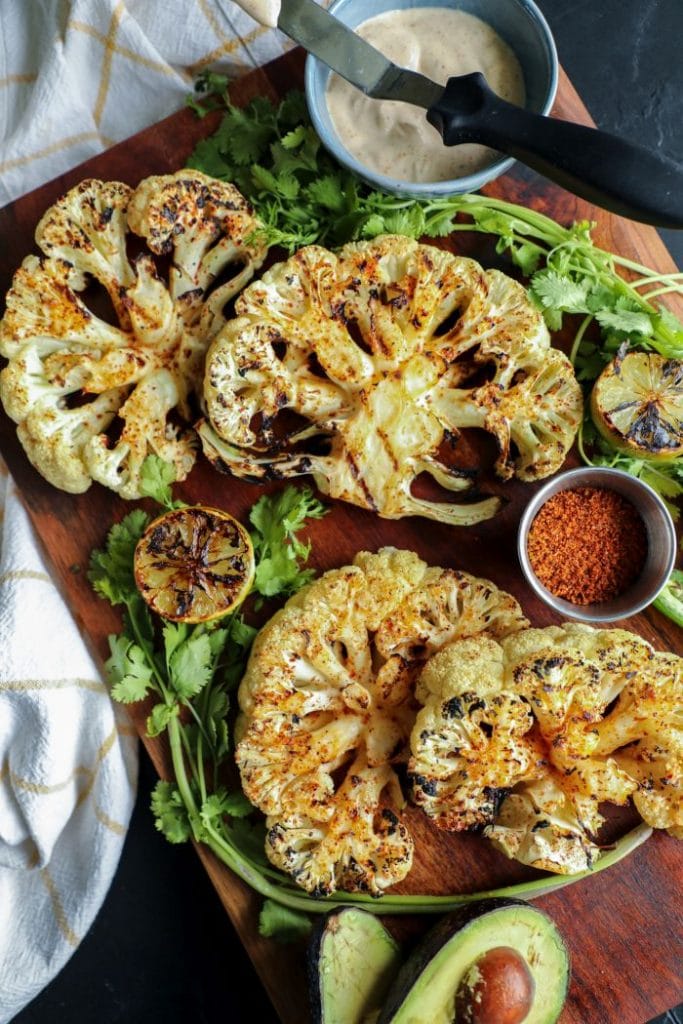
[0,457,139,1023]
[0,0,296,208]
[0,2,297,1019]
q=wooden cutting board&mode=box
[0,49,681,1024]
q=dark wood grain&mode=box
[0,51,680,1024]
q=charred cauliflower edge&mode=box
[201,235,583,525]
[0,171,267,498]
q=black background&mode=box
[13,2,683,1022]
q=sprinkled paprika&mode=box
[527,487,648,605]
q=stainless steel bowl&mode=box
[518,466,677,623]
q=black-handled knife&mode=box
[265,0,683,228]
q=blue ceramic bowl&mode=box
[304,0,559,197]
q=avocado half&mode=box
[377,898,569,1024]
[308,907,402,1024]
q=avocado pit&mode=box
[455,946,535,1024]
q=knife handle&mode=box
[426,73,683,229]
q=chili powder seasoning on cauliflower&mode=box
[410,622,682,874]
[201,235,583,526]
[235,547,528,896]
[0,171,267,498]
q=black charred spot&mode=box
[412,774,437,796]
[483,786,508,815]
[442,696,464,719]
[532,819,551,832]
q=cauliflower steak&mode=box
[235,548,528,896]
[201,235,582,525]
[0,171,267,497]
[410,622,682,873]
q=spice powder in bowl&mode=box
[526,487,648,605]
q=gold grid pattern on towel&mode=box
[1,0,274,182]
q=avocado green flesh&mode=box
[384,907,568,1024]
[319,911,402,1024]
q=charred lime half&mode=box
[134,506,254,622]
[591,352,683,461]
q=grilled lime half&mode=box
[591,352,683,461]
[134,506,255,622]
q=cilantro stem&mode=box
[641,284,683,300]
[569,314,594,367]
[168,715,202,836]
[576,419,595,467]
[124,598,172,705]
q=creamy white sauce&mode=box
[326,7,525,183]
[235,0,280,28]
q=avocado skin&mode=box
[376,898,569,1024]
[308,907,402,1024]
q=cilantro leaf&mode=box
[139,455,184,510]
[168,632,213,700]
[200,789,255,830]
[163,621,191,667]
[530,270,590,313]
[223,614,258,690]
[151,781,192,844]
[88,509,149,606]
[249,486,327,602]
[258,900,312,943]
[147,702,179,737]
[203,686,230,758]
[307,175,346,212]
[106,635,155,704]
[595,307,653,335]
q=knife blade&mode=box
[277,0,444,109]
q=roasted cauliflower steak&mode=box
[0,171,267,498]
[235,548,528,896]
[410,622,682,874]
[201,235,582,525]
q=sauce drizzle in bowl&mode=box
[326,7,525,182]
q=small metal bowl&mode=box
[518,466,677,623]
[304,0,559,198]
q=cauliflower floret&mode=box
[485,774,602,874]
[266,756,412,897]
[201,235,582,525]
[127,170,265,338]
[409,638,544,830]
[35,179,135,326]
[595,652,682,835]
[411,623,679,874]
[0,172,267,498]
[376,566,529,663]
[235,548,526,895]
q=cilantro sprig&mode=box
[89,457,334,924]
[250,485,326,603]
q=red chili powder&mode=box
[527,487,648,605]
